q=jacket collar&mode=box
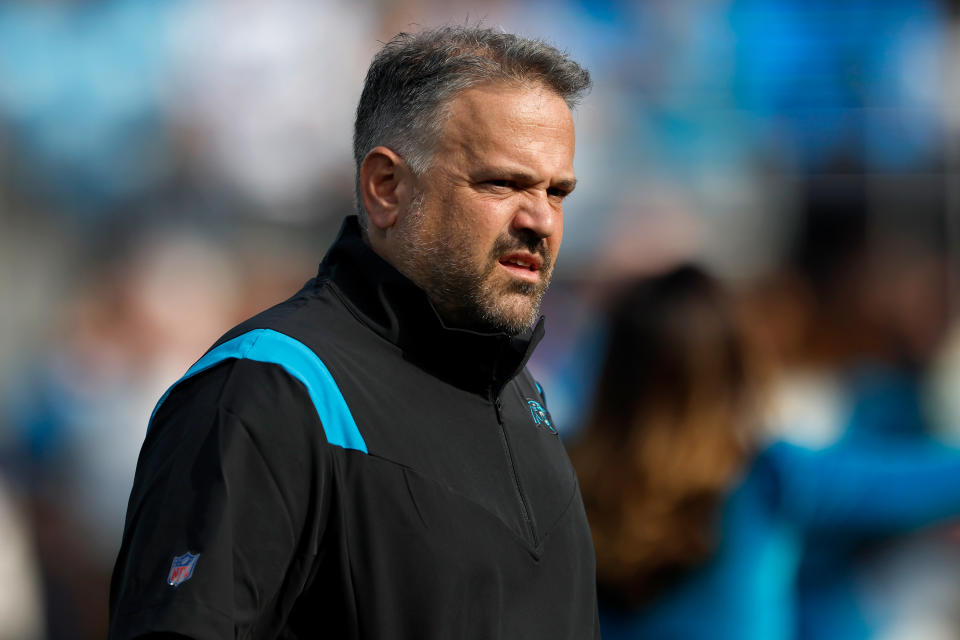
[316,216,544,397]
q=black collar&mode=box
[316,216,544,398]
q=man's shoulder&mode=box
[145,276,374,452]
[156,278,338,415]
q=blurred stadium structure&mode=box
[4,0,960,638]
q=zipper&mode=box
[493,393,538,545]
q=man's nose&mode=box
[513,190,560,239]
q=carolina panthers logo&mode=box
[527,399,558,435]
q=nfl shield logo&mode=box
[167,552,199,587]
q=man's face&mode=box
[392,82,577,335]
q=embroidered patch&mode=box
[167,551,199,587]
[527,399,558,435]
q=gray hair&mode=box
[352,26,592,229]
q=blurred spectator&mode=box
[766,177,960,640]
[572,265,960,640]
[3,228,242,639]
[164,0,375,221]
[0,476,45,640]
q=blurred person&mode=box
[0,475,45,640]
[3,228,242,640]
[165,0,374,220]
[572,265,960,640]
[109,26,600,639]
[767,176,960,640]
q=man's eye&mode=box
[547,187,569,199]
[487,179,513,189]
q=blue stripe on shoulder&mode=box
[149,328,367,453]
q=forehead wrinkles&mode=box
[437,84,575,173]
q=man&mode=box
[109,26,597,639]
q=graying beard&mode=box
[398,204,545,335]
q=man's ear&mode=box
[360,146,415,231]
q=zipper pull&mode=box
[494,397,503,423]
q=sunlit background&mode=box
[4,0,960,638]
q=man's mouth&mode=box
[498,252,543,282]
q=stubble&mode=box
[393,197,553,335]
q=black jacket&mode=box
[109,216,600,639]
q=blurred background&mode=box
[4,0,960,638]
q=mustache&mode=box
[489,232,552,270]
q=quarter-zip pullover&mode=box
[109,216,600,639]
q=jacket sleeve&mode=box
[760,440,960,533]
[109,359,332,640]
